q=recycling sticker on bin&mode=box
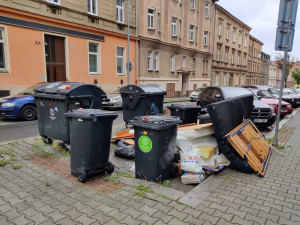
[138,136,152,153]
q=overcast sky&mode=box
[218,0,300,61]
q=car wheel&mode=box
[20,105,37,121]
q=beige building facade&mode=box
[138,0,217,97]
[269,61,280,87]
[211,5,251,87]
[247,35,263,85]
[260,51,270,86]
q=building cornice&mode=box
[249,35,263,45]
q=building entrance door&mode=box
[44,34,66,82]
[182,73,189,96]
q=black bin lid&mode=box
[120,84,167,96]
[130,115,181,130]
[65,109,117,120]
[34,82,86,94]
[167,104,202,110]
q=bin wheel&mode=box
[42,136,52,145]
[170,166,178,179]
[106,162,114,174]
[77,170,87,183]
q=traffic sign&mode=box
[277,0,298,28]
[275,27,295,51]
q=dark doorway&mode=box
[44,34,66,82]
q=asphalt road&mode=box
[0,110,124,143]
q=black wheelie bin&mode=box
[65,109,117,183]
[167,104,202,124]
[120,85,166,124]
[130,115,181,182]
[34,82,107,145]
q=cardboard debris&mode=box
[181,172,205,184]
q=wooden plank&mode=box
[178,123,212,131]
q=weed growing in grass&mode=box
[108,176,119,182]
[12,164,22,170]
[116,172,134,178]
[134,185,154,193]
[45,181,50,187]
[132,191,147,198]
[162,180,170,187]
[53,145,70,157]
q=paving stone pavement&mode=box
[1,112,300,225]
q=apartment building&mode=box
[247,35,263,85]
[260,51,270,86]
[138,0,217,97]
[211,5,251,87]
[0,0,138,95]
[269,61,280,87]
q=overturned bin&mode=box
[34,82,107,144]
[120,85,166,124]
[65,109,117,182]
[167,104,202,124]
[130,115,181,182]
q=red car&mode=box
[250,89,293,117]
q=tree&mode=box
[292,68,300,86]
[275,54,295,87]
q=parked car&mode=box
[249,89,293,117]
[101,87,122,109]
[190,87,204,102]
[244,85,300,108]
[0,83,45,121]
[197,86,276,129]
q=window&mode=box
[218,23,222,36]
[148,50,153,70]
[231,51,234,64]
[178,20,182,38]
[242,75,245,85]
[243,55,246,65]
[244,36,248,47]
[0,28,7,70]
[217,47,220,61]
[193,58,196,70]
[203,31,208,46]
[88,0,97,15]
[183,56,186,66]
[148,8,154,29]
[226,27,229,40]
[157,11,161,32]
[237,54,240,65]
[171,17,177,36]
[155,52,159,71]
[223,74,227,86]
[189,25,194,42]
[216,74,219,85]
[203,60,208,75]
[235,75,239,85]
[225,50,228,63]
[205,2,209,17]
[89,42,99,74]
[233,31,236,42]
[171,54,175,72]
[238,33,242,45]
[116,0,124,23]
[191,0,195,9]
[116,46,125,75]
[47,0,60,4]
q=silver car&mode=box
[101,88,122,109]
[190,87,204,102]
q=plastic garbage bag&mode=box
[114,140,135,159]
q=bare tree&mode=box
[275,54,295,87]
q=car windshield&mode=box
[223,88,257,100]
[283,89,294,95]
[269,88,278,95]
[261,90,274,98]
[110,88,121,94]
[18,84,41,95]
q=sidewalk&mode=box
[0,112,300,224]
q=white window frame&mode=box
[116,46,125,76]
[157,11,161,32]
[218,23,222,36]
[191,0,195,9]
[203,31,208,46]
[116,0,124,23]
[183,56,186,66]
[238,33,242,45]
[47,0,60,5]
[237,54,240,65]
[231,52,234,64]
[225,50,228,63]
[0,27,8,71]
[88,0,98,16]
[148,8,155,29]
[243,55,246,65]
[233,30,236,42]
[205,2,209,18]
[171,17,177,36]
[88,41,100,74]
[154,51,160,71]
[216,74,219,85]
[226,27,229,40]
[235,75,239,85]
[217,47,220,61]
[148,50,153,71]
[171,54,175,72]
[223,74,227,86]
[189,25,194,42]
[244,36,248,47]
[178,20,182,38]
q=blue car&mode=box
[0,83,44,121]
